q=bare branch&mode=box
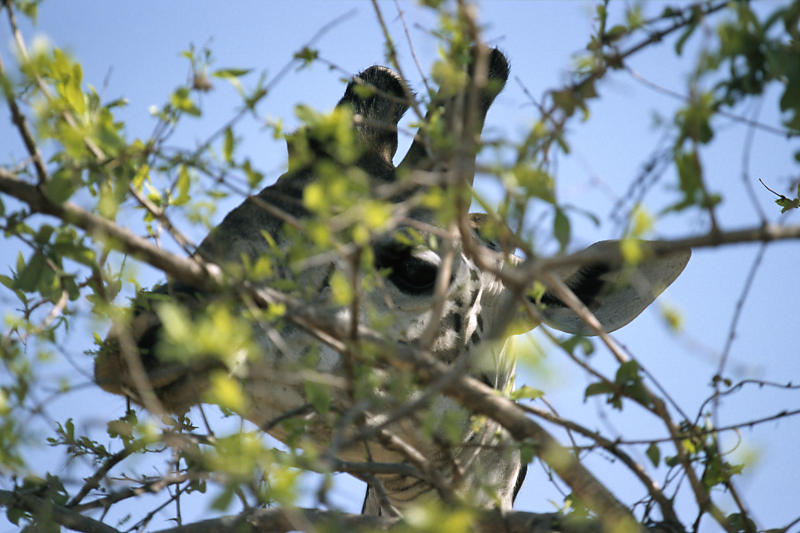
[148,506,678,533]
[0,2,49,184]
[0,489,121,533]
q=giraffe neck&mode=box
[361,425,523,516]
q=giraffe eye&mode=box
[374,243,438,295]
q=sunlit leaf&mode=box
[223,127,234,163]
[174,165,191,206]
[646,443,660,467]
[553,208,570,251]
[15,252,46,293]
[510,385,544,401]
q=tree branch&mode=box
[150,506,678,533]
[0,2,49,184]
[509,224,800,288]
[1,488,688,533]
[0,168,216,289]
[0,489,121,533]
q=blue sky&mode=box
[1,2,798,531]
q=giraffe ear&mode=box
[537,241,691,335]
[398,47,509,176]
[337,66,410,166]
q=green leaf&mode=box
[33,225,54,245]
[6,505,25,525]
[519,442,537,465]
[170,87,201,116]
[553,208,570,251]
[605,25,627,42]
[211,486,235,511]
[15,252,46,293]
[212,68,251,95]
[676,92,714,144]
[17,0,38,20]
[45,170,80,203]
[293,46,319,68]
[513,164,555,204]
[174,166,190,206]
[776,196,800,213]
[552,89,576,116]
[510,385,544,401]
[595,3,607,22]
[675,18,699,55]
[223,127,234,163]
[646,443,660,467]
[584,381,615,399]
[47,474,69,506]
[66,67,86,114]
[615,361,640,384]
[242,159,264,189]
[664,148,718,213]
[212,68,252,79]
[63,275,79,301]
[559,335,594,357]
[726,513,758,533]
[304,381,330,414]
[625,5,644,29]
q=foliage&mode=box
[1,1,799,533]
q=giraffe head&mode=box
[94,48,689,514]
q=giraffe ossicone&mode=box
[94,48,690,515]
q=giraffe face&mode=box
[95,44,516,445]
[94,48,689,514]
[235,221,517,455]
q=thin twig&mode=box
[393,0,431,94]
[370,0,426,123]
[0,51,49,184]
[68,440,147,507]
[714,243,766,384]
[626,65,794,140]
[518,402,679,524]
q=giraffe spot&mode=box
[445,311,463,334]
[468,289,479,307]
[470,330,481,345]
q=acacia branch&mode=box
[67,440,147,507]
[509,224,800,287]
[71,473,192,513]
[0,489,120,533]
[379,342,638,528]
[1,488,687,533]
[0,168,216,289]
[0,2,49,184]
[150,507,676,533]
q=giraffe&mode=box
[94,48,690,516]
